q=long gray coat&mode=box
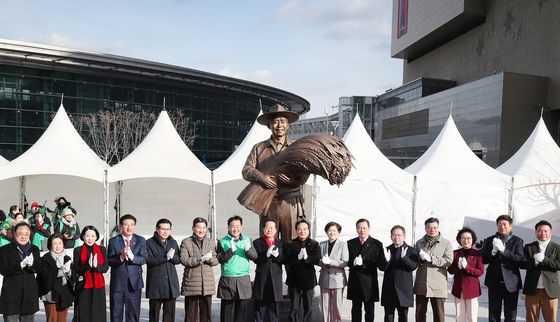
[180,236,219,296]
[145,234,181,299]
[414,235,453,298]
[318,239,348,289]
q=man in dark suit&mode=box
[347,218,389,322]
[285,219,321,322]
[108,214,147,322]
[381,225,418,322]
[481,215,523,322]
[522,220,560,322]
[252,219,284,322]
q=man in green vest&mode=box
[216,215,258,322]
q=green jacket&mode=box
[217,234,257,277]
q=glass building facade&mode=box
[0,40,309,164]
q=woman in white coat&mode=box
[318,222,349,322]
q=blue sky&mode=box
[1,0,403,117]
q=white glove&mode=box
[383,247,391,262]
[419,249,432,262]
[244,241,251,252]
[92,254,98,268]
[301,247,308,260]
[401,246,408,258]
[230,239,237,253]
[491,238,499,255]
[266,245,274,258]
[457,257,463,269]
[321,255,331,266]
[297,248,304,260]
[166,248,175,260]
[534,252,545,265]
[62,260,72,273]
[493,238,505,253]
[20,257,28,269]
[270,246,279,258]
[126,247,135,261]
[26,254,34,267]
[88,253,93,267]
[353,254,363,266]
[459,257,468,269]
[201,251,212,263]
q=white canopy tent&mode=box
[0,105,108,237]
[315,115,414,245]
[497,118,560,231]
[212,113,271,237]
[406,115,510,244]
[108,110,211,236]
[0,156,20,213]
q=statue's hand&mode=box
[261,175,277,189]
[277,174,292,184]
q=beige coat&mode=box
[180,236,219,296]
[414,234,453,298]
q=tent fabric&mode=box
[497,118,560,223]
[0,155,7,166]
[108,110,211,184]
[405,115,510,242]
[0,105,108,182]
[315,114,414,245]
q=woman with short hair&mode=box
[38,234,74,322]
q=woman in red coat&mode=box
[448,227,484,322]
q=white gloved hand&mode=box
[419,249,432,262]
[126,247,135,261]
[244,241,251,252]
[88,253,93,267]
[26,254,34,267]
[301,247,308,260]
[201,251,212,263]
[491,238,499,255]
[383,247,391,262]
[62,260,72,273]
[230,239,237,253]
[166,248,175,260]
[534,252,545,265]
[459,257,468,269]
[266,245,274,258]
[401,246,408,258]
[20,257,28,269]
[270,246,279,258]
[297,248,304,260]
[495,239,505,253]
[353,254,363,266]
[457,257,463,269]
[92,254,98,268]
[321,255,331,266]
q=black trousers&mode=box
[289,287,314,322]
[110,285,142,322]
[149,298,176,322]
[384,305,408,322]
[220,299,248,322]
[185,295,212,322]
[488,283,519,322]
[255,300,279,322]
[351,299,375,322]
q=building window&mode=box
[397,0,408,38]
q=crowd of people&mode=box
[0,196,558,322]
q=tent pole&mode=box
[19,176,26,209]
[411,176,418,244]
[311,175,318,239]
[103,170,109,247]
[210,172,217,242]
[508,177,515,222]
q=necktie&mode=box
[360,238,365,245]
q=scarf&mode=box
[60,216,75,227]
[264,237,276,248]
[496,231,512,243]
[424,233,441,251]
[80,244,105,289]
[13,240,32,260]
[50,251,69,285]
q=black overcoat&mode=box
[380,242,418,307]
[37,253,75,309]
[0,242,41,315]
[285,237,320,291]
[347,236,387,302]
[145,234,181,299]
[481,234,523,292]
[252,237,284,302]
